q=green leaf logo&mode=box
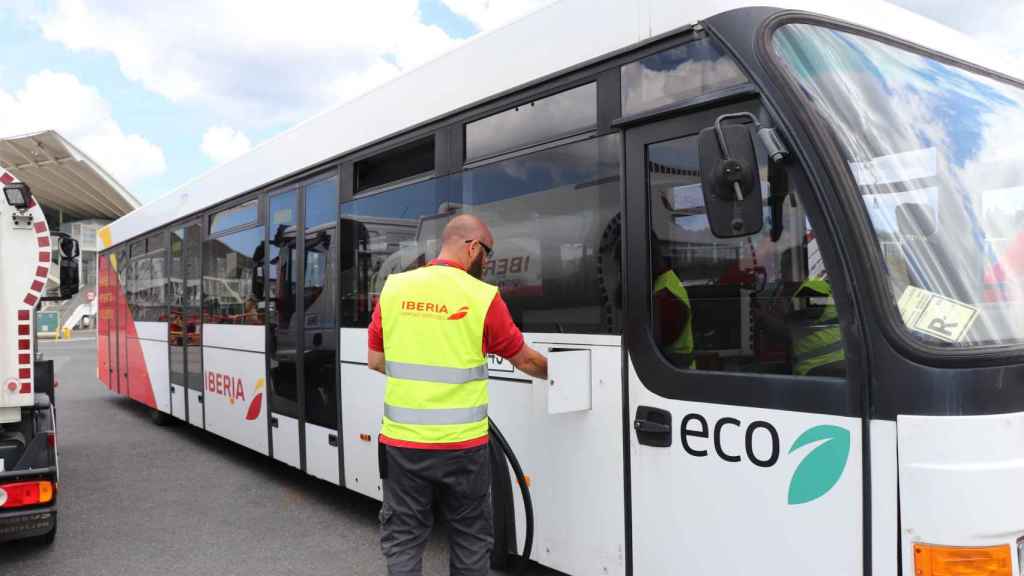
[787,425,850,505]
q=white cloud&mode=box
[33,0,476,131]
[891,0,1024,60]
[440,0,556,31]
[0,70,165,186]
[201,125,252,164]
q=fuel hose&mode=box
[489,417,534,575]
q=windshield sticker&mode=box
[897,286,979,343]
[848,148,937,186]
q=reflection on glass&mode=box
[621,38,747,116]
[457,135,622,334]
[304,337,337,429]
[305,177,338,229]
[339,177,452,327]
[775,24,1024,347]
[203,226,265,325]
[268,191,298,332]
[466,83,597,161]
[648,134,845,376]
[210,200,258,235]
[304,230,333,328]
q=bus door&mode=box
[98,252,113,390]
[169,222,203,424]
[624,105,867,574]
[266,176,340,483]
[116,244,130,396]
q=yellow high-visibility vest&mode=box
[792,279,845,376]
[654,269,694,361]
[379,264,497,445]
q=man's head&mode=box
[438,214,494,279]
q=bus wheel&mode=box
[150,409,173,426]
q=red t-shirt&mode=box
[368,259,525,451]
[367,259,525,358]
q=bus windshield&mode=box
[773,23,1024,348]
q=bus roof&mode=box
[100,0,1022,248]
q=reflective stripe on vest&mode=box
[384,404,489,426]
[379,265,497,446]
[385,360,489,384]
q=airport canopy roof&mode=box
[0,130,140,220]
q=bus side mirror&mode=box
[53,235,80,300]
[698,120,763,238]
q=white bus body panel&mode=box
[201,343,268,455]
[871,420,898,576]
[204,324,265,354]
[340,359,385,500]
[629,361,863,575]
[134,321,167,342]
[188,389,204,429]
[897,412,1024,573]
[271,412,300,470]
[138,337,170,414]
[305,423,340,485]
[170,384,186,421]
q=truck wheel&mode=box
[150,409,173,426]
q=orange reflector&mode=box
[914,543,1011,576]
[359,434,372,442]
[517,474,531,488]
[0,480,54,509]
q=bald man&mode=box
[367,214,547,576]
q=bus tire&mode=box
[150,409,173,427]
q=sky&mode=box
[0,1,1019,205]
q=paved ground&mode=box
[0,338,558,576]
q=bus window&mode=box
[465,82,597,162]
[456,134,622,334]
[339,176,453,327]
[621,38,747,117]
[648,134,845,378]
[203,226,265,325]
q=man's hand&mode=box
[368,350,386,374]
[508,345,548,380]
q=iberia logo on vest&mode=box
[206,373,264,421]
[400,300,469,320]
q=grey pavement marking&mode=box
[1,338,562,576]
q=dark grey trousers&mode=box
[379,443,493,576]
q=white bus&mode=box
[96,1,1024,574]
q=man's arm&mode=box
[368,349,386,374]
[508,345,548,380]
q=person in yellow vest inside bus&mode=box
[652,240,695,368]
[790,277,846,377]
[366,214,548,576]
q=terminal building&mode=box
[0,130,140,333]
